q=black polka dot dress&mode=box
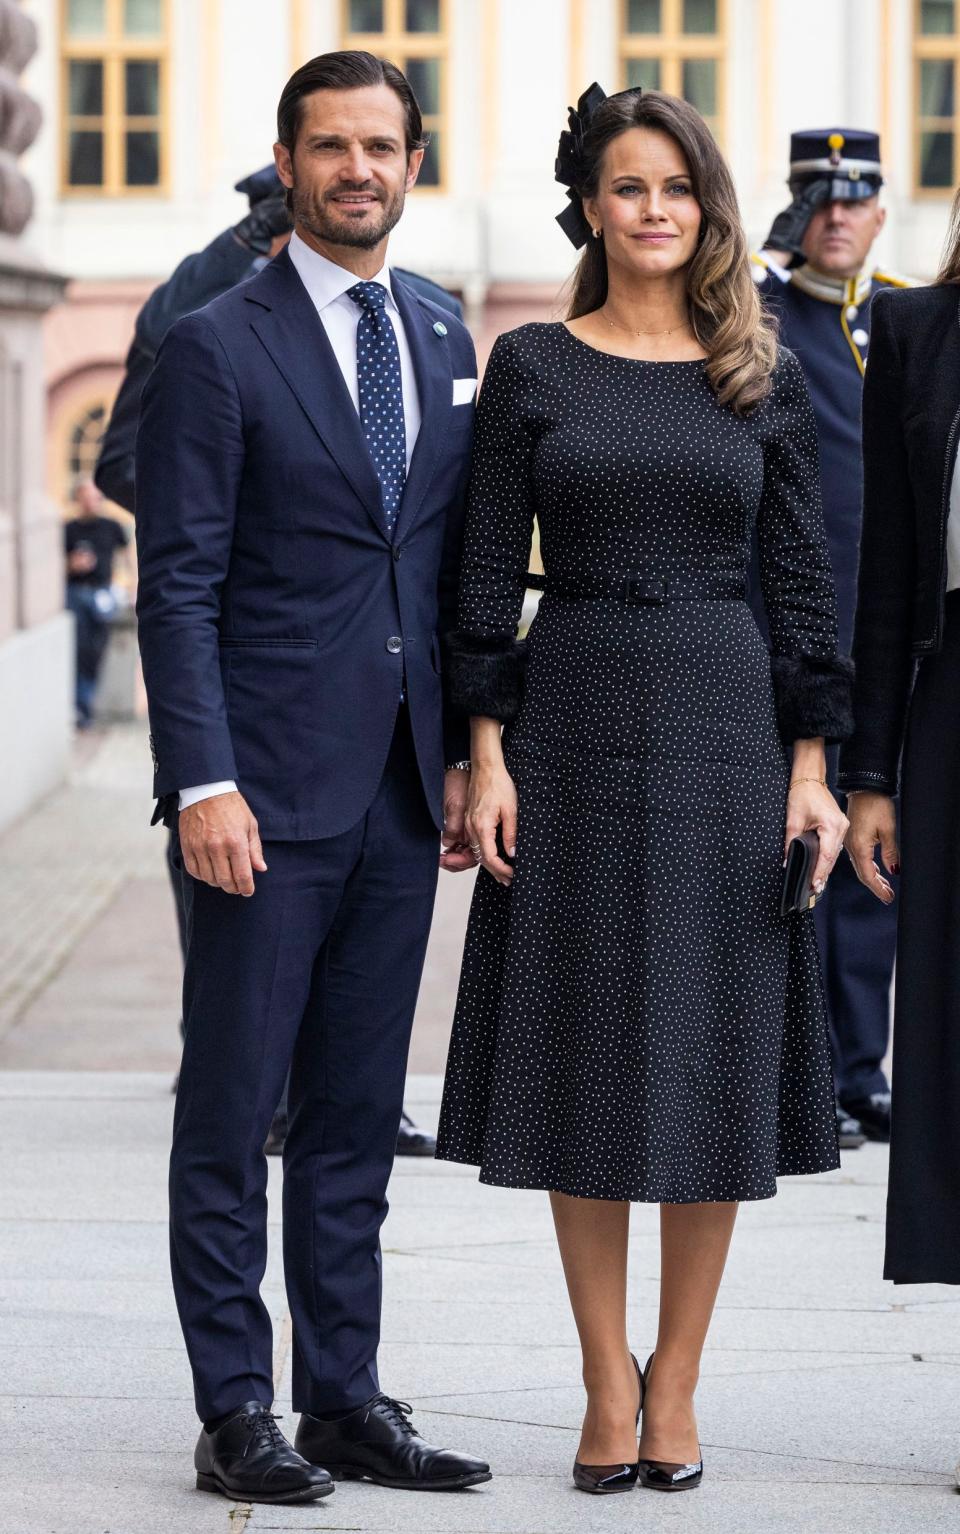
[436,323,851,1204]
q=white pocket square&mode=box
[452,377,478,406]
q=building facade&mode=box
[17,0,960,549]
[0,0,70,834]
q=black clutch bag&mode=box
[780,830,821,917]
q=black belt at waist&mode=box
[526,569,747,606]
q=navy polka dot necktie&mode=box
[348,281,407,534]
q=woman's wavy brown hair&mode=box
[566,90,777,415]
[935,183,960,283]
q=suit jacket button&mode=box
[386,635,403,654]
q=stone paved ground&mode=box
[1,726,957,1534]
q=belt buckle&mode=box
[622,574,666,606]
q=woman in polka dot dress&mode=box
[436,88,854,1494]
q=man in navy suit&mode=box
[96,160,462,1161]
[136,51,490,1505]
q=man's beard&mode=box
[291,181,405,250]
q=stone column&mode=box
[0,0,70,834]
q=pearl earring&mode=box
[592,226,602,240]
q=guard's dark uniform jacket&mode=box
[753,255,917,654]
[751,253,917,1112]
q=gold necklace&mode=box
[601,306,691,339]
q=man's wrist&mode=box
[178,780,238,811]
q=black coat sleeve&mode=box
[756,349,855,744]
[837,293,917,796]
[95,230,257,514]
[444,332,536,722]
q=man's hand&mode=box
[440,768,475,872]
[179,791,267,896]
[844,791,899,904]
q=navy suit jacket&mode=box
[135,245,475,840]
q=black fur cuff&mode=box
[770,654,855,744]
[445,631,528,721]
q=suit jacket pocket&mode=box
[218,637,318,648]
[225,644,321,796]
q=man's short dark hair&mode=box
[277,50,427,158]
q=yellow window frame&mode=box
[619,0,726,144]
[60,0,170,198]
[340,0,449,193]
[914,0,960,197]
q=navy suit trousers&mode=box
[169,706,439,1421]
[814,746,898,1102]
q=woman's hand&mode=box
[785,780,849,896]
[843,792,898,905]
[466,762,518,887]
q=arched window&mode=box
[67,400,109,490]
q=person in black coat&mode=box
[839,233,960,1286]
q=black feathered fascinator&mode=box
[554,82,644,248]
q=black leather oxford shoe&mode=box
[295,1394,492,1490]
[836,1100,865,1150]
[195,1403,334,1504]
[842,1091,891,1143]
[396,1111,437,1157]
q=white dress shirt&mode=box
[179,234,422,812]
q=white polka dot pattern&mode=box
[435,322,842,1203]
[348,281,407,532]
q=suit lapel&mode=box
[244,249,387,540]
[392,275,455,540]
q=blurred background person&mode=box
[751,128,917,1150]
[95,165,293,512]
[95,162,459,1159]
[64,476,132,729]
[840,195,960,1292]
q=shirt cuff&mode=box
[178,780,238,811]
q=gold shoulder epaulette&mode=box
[751,250,790,285]
[872,268,923,288]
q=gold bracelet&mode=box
[788,776,827,789]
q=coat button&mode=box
[393,546,402,561]
[386,635,403,654]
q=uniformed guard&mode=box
[751,128,917,1149]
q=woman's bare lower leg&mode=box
[638,1200,739,1463]
[550,1191,639,1463]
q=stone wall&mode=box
[0,0,70,834]
[0,0,41,236]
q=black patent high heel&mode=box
[571,1352,643,1494]
[636,1351,704,1492]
